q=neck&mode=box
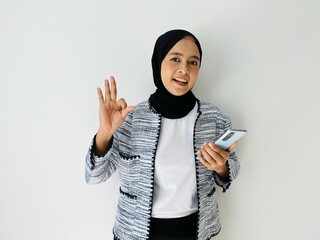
[149,88,197,119]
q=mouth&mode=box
[173,77,188,86]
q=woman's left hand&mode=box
[197,142,237,178]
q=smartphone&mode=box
[215,128,247,150]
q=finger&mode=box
[197,150,213,169]
[110,76,117,101]
[203,143,225,164]
[203,143,227,166]
[200,145,217,165]
[97,87,104,105]
[117,98,127,110]
[208,142,229,160]
[104,79,111,102]
[227,142,237,153]
[121,106,135,119]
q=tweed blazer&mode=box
[85,100,240,240]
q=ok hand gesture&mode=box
[95,76,135,154]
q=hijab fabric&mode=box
[149,29,202,119]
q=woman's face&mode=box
[160,37,201,96]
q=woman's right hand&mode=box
[95,76,135,154]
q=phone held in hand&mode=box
[215,129,247,150]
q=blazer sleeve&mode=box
[85,132,120,184]
[213,115,241,192]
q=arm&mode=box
[197,117,240,192]
[85,76,135,184]
[85,134,118,184]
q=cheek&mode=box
[160,62,166,78]
[160,69,167,84]
[190,68,200,80]
[188,71,199,88]
[161,62,173,80]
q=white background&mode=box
[1,0,319,239]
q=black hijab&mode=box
[149,29,202,119]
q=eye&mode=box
[189,60,199,66]
[170,57,180,62]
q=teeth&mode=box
[174,78,188,83]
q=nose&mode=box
[178,62,189,75]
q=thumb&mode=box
[121,106,135,119]
[227,142,237,153]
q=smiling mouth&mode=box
[173,77,188,85]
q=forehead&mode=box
[167,37,200,57]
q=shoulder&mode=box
[117,101,151,133]
[129,100,151,115]
[198,101,231,123]
[126,100,159,120]
[199,101,220,111]
[134,100,150,112]
[199,101,227,115]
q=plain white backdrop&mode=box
[1,0,319,239]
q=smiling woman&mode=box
[160,37,201,96]
[85,29,241,240]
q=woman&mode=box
[85,29,240,240]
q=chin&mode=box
[171,91,188,96]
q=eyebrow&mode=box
[169,52,200,61]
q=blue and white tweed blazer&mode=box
[85,100,240,240]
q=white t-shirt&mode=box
[152,103,198,218]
